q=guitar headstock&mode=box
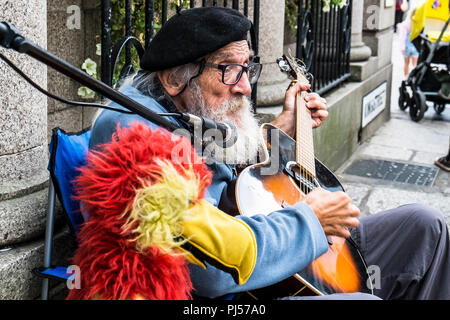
[276,54,311,85]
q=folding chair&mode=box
[33,127,91,300]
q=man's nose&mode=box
[230,71,252,96]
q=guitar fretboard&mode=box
[296,92,316,178]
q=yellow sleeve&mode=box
[181,199,257,285]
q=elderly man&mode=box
[87,7,450,300]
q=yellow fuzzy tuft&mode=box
[125,160,200,254]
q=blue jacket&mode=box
[89,83,329,298]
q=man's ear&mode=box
[157,70,185,96]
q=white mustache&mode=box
[183,85,263,165]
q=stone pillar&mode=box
[349,0,379,81]
[362,0,395,69]
[0,0,49,247]
[255,0,290,108]
[350,0,372,62]
[47,0,96,142]
[0,1,79,299]
[82,0,102,126]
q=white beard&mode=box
[184,92,263,166]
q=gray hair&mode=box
[91,62,203,126]
[133,62,203,101]
[132,46,235,100]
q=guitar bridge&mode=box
[284,161,319,193]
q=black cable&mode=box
[157,112,182,118]
[0,52,135,114]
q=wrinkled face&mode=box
[195,40,253,123]
[179,40,262,165]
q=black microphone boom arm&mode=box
[0,22,179,132]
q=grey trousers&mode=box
[286,203,450,300]
[352,203,450,300]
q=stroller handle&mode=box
[425,16,450,65]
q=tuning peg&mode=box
[277,57,290,73]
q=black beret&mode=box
[140,7,252,72]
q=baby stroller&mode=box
[398,0,450,121]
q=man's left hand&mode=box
[306,91,328,129]
[270,81,328,138]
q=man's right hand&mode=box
[304,188,360,238]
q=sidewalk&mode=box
[336,32,450,225]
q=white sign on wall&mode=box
[362,81,387,128]
[385,0,395,8]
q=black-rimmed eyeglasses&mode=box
[204,62,263,86]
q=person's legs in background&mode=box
[435,137,450,172]
[404,56,411,76]
[394,9,404,32]
[411,56,418,70]
[403,38,419,76]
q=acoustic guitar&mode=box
[235,55,373,299]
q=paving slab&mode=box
[358,143,413,161]
[365,188,450,225]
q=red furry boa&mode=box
[66,122,212,300]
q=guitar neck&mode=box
[296,92,316,178]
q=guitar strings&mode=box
[298,164,316,195]
[289,55,315,196]
[301,166,305,194]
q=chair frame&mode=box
[34,127,91,300]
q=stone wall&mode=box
[313,64,393,169]
[1,0,50,300]
[47,0,100,142]
[0,0,79,300]
[0,0,48,247]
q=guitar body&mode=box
[235,124,373,298]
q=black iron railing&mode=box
[296,0,352,95]
[100,0,260,106]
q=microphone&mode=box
[179,113,238,148]
[0,23,8,44]
[0,22,23,50]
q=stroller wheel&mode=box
[409,91,426,122]
[433,103,446,115]
[398,86,410,111]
